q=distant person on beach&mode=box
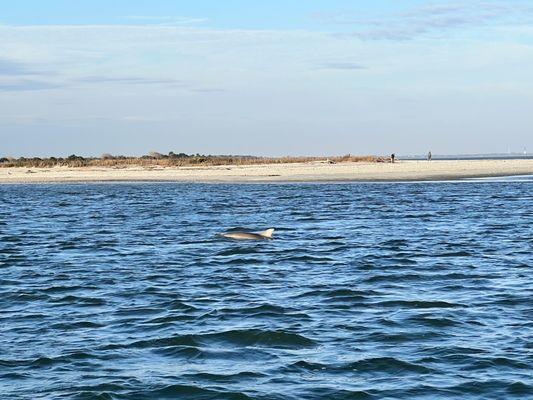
[428,151,432,161]
[390,153,395,163]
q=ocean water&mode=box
[1,180,532,400]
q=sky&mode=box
[1,0,533,157]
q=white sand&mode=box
[1,159,532,184]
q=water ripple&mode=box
[1,182,532,399]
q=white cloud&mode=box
[323,1,533,41]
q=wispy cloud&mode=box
[316,62,366,71]
[0,57,61,91]
[74,76,226,93]
[0,57,33,76]
[0,57,51,76]
[189,88,228,93]
[76,76,186,86]
[0,79,63,91]
[120,16,208,26]
[0,72,212,92]
[322,1,533,41]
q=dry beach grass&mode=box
[0,154,377,168]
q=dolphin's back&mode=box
[258,228,274,238]
[218,228,275,240]
[219,232,265,240]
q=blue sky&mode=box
[1,1,418,29]
[1,0,533,156]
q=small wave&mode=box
[109,335,200,350]
[10,293,51,302]
[347,357,434,374]
[1,351,98,369]
[57,241,79,250]
[166,299,199,311]
[437,272,492,280]
[287,357,434,374]
[435,251,472,257]
[218,258,267,266]
[204,328,316,349]
[181,371,267,382]
[113,306,162,316]
[156,346,276,362]
[381,239,409,247]
[73,392,115,399]
[367,331,444,343]
[375,300,464,309]
[143,315,196,325]
[462,356,530,371]
[507,381,533,395]
[49,321,104,330]
[363,274,424,283]
[488,296,532,307]
[279,255,336,263]
[388,257,418,265]
[4,312,47,321]
[293,288,378,300]
[2,235,23,243]
[130,384,254,399]
[216,248,266,256]
[424,345,488,357]
[49,295,106,306]
[213,304,311,320]
[406,315,461,328]
[443,379,532,397]
[108,329,315,350]
[153,346,204,359]
[47,382,140,400]
[294,387,373,400]
[41,285,87,293]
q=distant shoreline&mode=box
[1,159,532,184]
[400,155,533,161]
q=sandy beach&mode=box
[1,159,532,184]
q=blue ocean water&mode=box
[1,181,532,400]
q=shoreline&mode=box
[1,159,532,184]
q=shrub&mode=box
[148,151,163,159]
[0,153,378,168]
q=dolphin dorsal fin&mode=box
[259,228,275,238]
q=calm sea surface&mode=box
[1,180,532,400]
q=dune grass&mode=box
[0,153,381,168]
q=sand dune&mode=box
[1,159,532,184]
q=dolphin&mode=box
[218,228,275,241]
